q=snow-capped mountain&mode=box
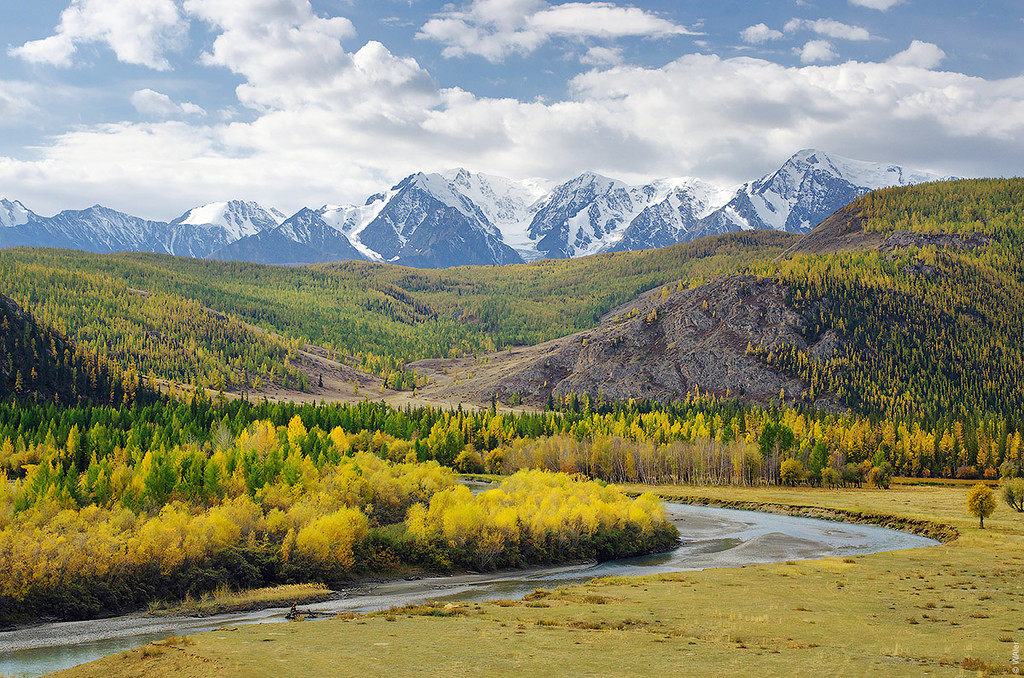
[526,173,653,259]
[210,207,363,265]
[689,149,947,241]
[442,169,550,260]
[0,205,174,254]
[166,200,286,258]
[354,172,524,268]
[0,150,951,268]
[0,200,287,258]
[173,200,284,240]
[0,199,35,229]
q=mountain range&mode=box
[0,150,947,268]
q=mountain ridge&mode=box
[1,149,949,268]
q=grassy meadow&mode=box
[49,483,1024,677]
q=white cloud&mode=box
[785,18,871,41]
[888,40,946,69]
[131,89,206,118]
[0,83,38,121]
[184,0,355,102]
[8,0,186,70]
[849,0,904,10]
[2,9,1024,220]
[531,3,692,37]
[580,46,623,66]
[417,0,697,62]
[740,23,784,45]
[799,40,838,63]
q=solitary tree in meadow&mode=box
[967,483,996,528]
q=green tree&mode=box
[821,467,841,489]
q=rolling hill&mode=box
[0,231,795,393]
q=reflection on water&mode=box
[0,502,938,678]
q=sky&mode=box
[0,0,1022,220]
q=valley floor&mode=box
[206,341,541,413]
[49,484,1023,677]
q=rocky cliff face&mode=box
[414,274,836,407]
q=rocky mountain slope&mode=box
[410,275,821,407]
[0,150,946,268]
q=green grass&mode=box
[51,484,1024,677]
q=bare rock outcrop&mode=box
[429,275,826,407]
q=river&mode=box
[0,502,938,677]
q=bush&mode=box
[868,463,893,490]
[294,508,369,576]
[453,447,485,474]
[842,463,863,488]
[957,465,980,480]
[821,467,841,489]
[780,459,804,486]
[1003,478,1024,513]
[485,448,505,475]
[404,471,677,571]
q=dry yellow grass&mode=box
[147,583,331,616]
[51,484,1024,677]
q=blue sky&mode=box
[1,0,1022,218]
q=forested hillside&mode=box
[0,293,147,406]
[0,232,793,391]
[754,178,1024,422]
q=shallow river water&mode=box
[0,502,938,677]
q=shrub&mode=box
[868,463,893,490]
[404,471,677,571]
[1003,478,1024,513]
[780,459,804,486]
[842,463,863,487]
[294,507,369,575]
[957,465,980,480]
[485,448,505,475]
[453,447,485,474]
[821,467,841,489]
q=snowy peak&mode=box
[353,169,525,267]
[691,149,949,238]
[608,178,736,253]
[529,172,673,258]
[439,168,550,259]
[394,172,480,220]
[172,200,285,241]
[441,168,547,226]
[0,199,35,229]
[758,149,938,202]
[316,198,390,262]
